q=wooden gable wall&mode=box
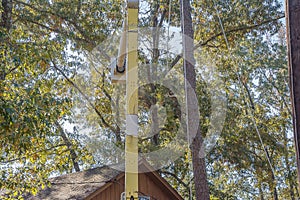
[86,172,182,200]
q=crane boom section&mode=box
[125,0,139,199]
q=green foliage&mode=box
[0,0,296,199]
[0,0,122,198]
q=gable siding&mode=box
[139,173,174,200]
[90,177,125,200]
[89,173,179,200]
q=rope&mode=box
[166,0,171,69]
[211,0,276,179]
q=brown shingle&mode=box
[26,166,121,200]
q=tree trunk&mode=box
[272,176,279,200]
[150,3,166,145]
[55,122,80,172]
[1,0,13,31]
[180,0,210,199]
[0,0,12,80]
[151,9,159,145]
[286,0,300,191]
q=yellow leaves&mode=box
[39,60,49,72]
[13,191,19,197]
[29,154,37,163]
[31,187,38,196]
[184,150,190,163]
[60,107,66,116]
[1,86,11,99]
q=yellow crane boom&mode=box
[109,1,139,199]
[125,0,139,199]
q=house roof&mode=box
[26,165,121,200]
[26,159,184,200]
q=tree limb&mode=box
[1,144,66,164]
[169,15,285,69]
[50,57,116,133]
[158,169,189,188]
[14,0,111,60]
[55,121,80,172]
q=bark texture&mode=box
[286,0,300,191]
[180,0,210,199]
[1,0,13,30]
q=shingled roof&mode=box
[25,160,184,200]
[26,165,121,200]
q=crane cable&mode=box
[166,0,171,69]
[211,0,276,180]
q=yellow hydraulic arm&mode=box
[109,1,139,199]
[125,0,139,199]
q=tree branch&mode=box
[1,144,66,164]
[260,68,292,116]
[14,14,91,46]
[194,15,284,49]
[50,57,116,133]
[14,0,111,60]
[55,121,80,172]
[158,169,189,188]
[169,15,285,69]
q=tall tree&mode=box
[1,0,295,199]
[180,0,210,199]
[286,0,300,191]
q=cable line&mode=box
[211,0,276,181]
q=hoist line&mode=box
[166,0,171,69]
[211,0,276,179]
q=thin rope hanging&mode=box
[211,0,276,180]
[166,0,172,69]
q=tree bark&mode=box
[1,0,12,31]
[149,3,167,145]
[180,0,210,199]
[151,4,159,145]
[0,0,12,80]
[286,0,300,192]
[272,174,279,200]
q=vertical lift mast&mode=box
[125,0,139,199]
[110,0,140,199]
